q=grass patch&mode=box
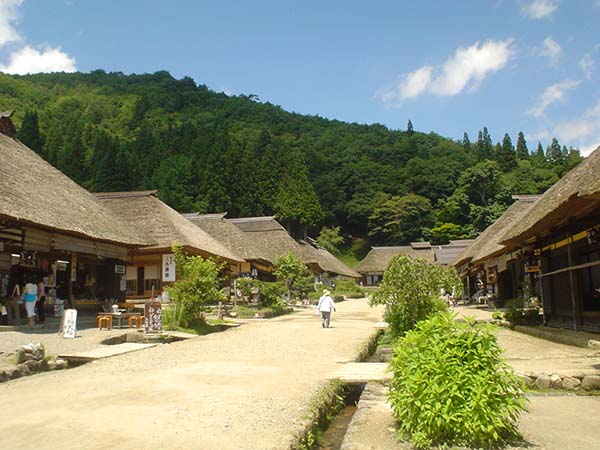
[164,318,230,336]
[337,237,370,269]
[232,305,293,319]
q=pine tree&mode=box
[481,127,493,160]
[62,134,85,184]
[497,133,517,171]
[515,131,529,160]
[273,150,323,238]
[546,137,563,166]
[17,110,45,155]
[407,120,414,136]
[462,132,471,153]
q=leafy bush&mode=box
[504,298,542,325]
[369,255,462,338]
[389,312,526,449]
[257,281,286,307]
[166,243,225,327]
[236,276,256,302]
[332,278,365,298]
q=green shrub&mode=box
[236,276,256,301]
[389,312,526,449]
[332,278,365,297]
[166,243,225,328]
[257,281,286,307]
[274,252,312,300]
[504,298,541,325]
[370,255,461,338]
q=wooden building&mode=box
[96,192,243,299]
[356,243,435,286]
[432,240,475,266]
[500,147,600,331]
[0,116,144,305]
[454,196,540,302]
[297,237,360,281]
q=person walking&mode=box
[23,276,38,327]
[317,289,336,328]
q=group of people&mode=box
[2,276,46,327]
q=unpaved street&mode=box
[0,299,383,450]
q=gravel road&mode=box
[0,299,383,450]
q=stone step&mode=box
[58,342,156,362]
[331,362,391,383]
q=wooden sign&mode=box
[61,309,77,339]
[525,265,540,273]
[162,254,176,282]
[144,302,163,334]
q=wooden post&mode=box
[567,238,579,331]
[538,256,547,326]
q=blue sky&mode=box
[1,0,599,154]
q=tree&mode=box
[62,134,85,184]
[368,194,434,245]
[369,255,460,337]
[497,133,517,171]
[462,132,471,154]
[476,127,493,160]
[274,252,311,301]
[317,226,344,255]
[273,150,323,237]
[515,131,528,160]
[168,243,225,327]
[545,137,563,166]
[17,110,44,155]
[407,120,414,136]
[154,155,195,212]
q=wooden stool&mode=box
[97,316,112,330]
[128,315,143,328]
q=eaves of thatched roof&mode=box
[356,244,435,273]
[298,239,360,278]
[501,147,600,247]
[454,196,540,267]
[183,212,271,264]
[0,133,143,246]
[95,191,243,262]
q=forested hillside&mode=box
[0,71,583,248]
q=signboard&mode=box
[144,302,162,333]
[525,265,540,273]
[162,254,176,282]
[115,264,126,274]
[61,309,77,339]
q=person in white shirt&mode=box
[23,276,38,327]
[317,289,336,328]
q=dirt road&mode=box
[0,299,383,450]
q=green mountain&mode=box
[0,70,582,246]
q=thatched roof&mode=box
[433,239,476,265]
[228,216,304,264]
[454,196,540,267]
[356,244,435,273]
[182,212,271,264]
[0,133,143,246]
[95,191,242,262]
[298,238,360,278]
[502,148,600,246]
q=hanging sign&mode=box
[525,265,540,273]
[61,309,78,339]
[115,264,126,274]
[144,302,163,334]
[71,254,77,282]
[162,254,176,282]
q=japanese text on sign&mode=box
[162,253,176,282]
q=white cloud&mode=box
[526,79,580,118]
[520,0,558,19]
[535,36,562,64]
[376,40,513,106]
[0,45,76,74]
[553,99,600,156]
[0,0,23,46]
[580,53,594,80]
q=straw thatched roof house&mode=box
[297,238,360,279]
[356,243,434,285]
[498,147,600,331]
[433,240,476,265]
[502,147,600,247]
[0,120,146,303]
[453,196,540,302]
[228,216,303,264]
[96,191,243,298]
[0,132,142,247]
[183,212,275,280]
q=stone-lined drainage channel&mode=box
[294,330,384,450]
